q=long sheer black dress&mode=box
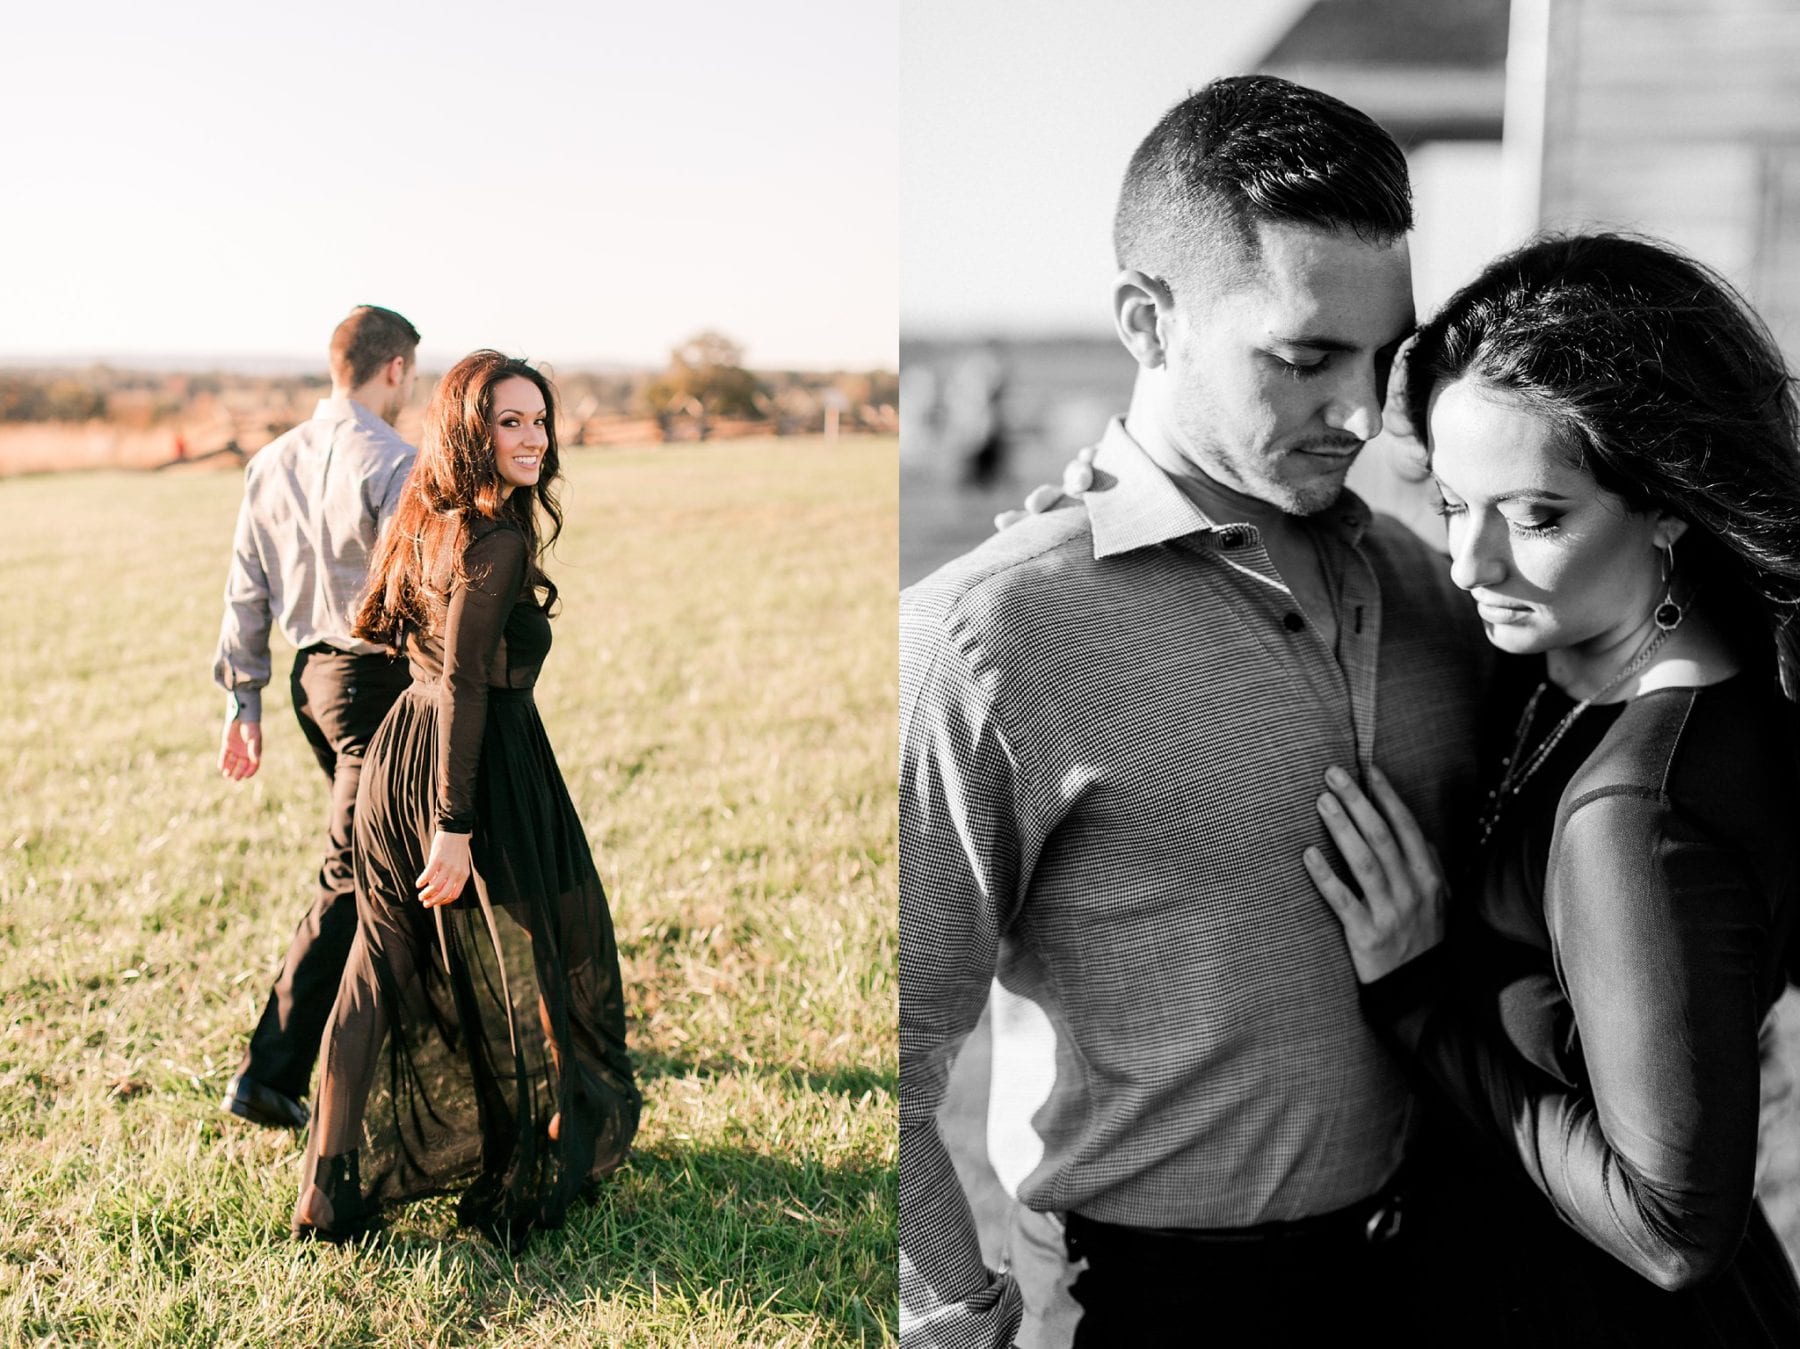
[299,516,640,1248]
[1367,664,1800,1345]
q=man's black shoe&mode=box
[222,1074,309,1130]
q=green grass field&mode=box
[0,437,897,1347]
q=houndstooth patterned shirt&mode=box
[212,397,416,721]
[899,420,1491,1347]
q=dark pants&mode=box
[238,646,411,1100]
[1064,1190,1428,1348]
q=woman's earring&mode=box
[1655,538,1684,631]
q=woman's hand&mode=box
[1302,763,1448,983]
[992,446,1095,531]
[416,830,473,908]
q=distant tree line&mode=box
[0,373,111,422]
[0,369,324,426]
[0,333,896,437]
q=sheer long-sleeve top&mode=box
[1367,669,1800,1336]
[402,518,549,834]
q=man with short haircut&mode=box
[213,304,421,1129]
[900,78,1489,1345]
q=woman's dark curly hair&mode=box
[356,350,563,647]
[1403,232,1800,698]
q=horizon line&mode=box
[0,349,899,376]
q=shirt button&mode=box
[1283,612,1305,632]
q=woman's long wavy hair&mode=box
[355,350,564,648]
[1402,233,1800,699]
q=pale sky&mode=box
[0,0,897,371]
[903,0,1311,335]
[901,0,1506,336]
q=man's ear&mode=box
[384,354,408,387]
[1113,269,1171,371]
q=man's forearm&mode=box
[216,493,274,721]
[212,623,270,722]
[899,1093,1023,1348]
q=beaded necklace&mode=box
[1475,623,1672,848]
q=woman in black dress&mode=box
[293,350,640,1249]
[1306,235,1800,1344]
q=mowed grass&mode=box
[0,436,897,1347]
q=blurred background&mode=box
[903,0,1800,1273]
[0,0,897,473]
[901,0,1800,584]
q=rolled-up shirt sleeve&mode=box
[434,524,527,834]
[213,488,273,722]
[1364,788,1766,1292]
[900,610,1028,1349]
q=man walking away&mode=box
[213,305,420,1129]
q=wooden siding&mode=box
[1537,0,1800,362]
[1757,147,1800,351]
[1259,63,1506,143]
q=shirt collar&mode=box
[1085,417,1372,559]
[312,396,389,431]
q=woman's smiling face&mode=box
[491,375,548,495]
[1427,377,1682,659]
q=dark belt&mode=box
[297,643,400,662]
[1066,1185,1407,1254]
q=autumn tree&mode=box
[641,330,766,419]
